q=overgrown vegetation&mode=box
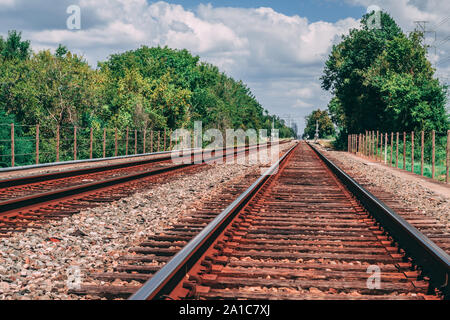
[302,109,335,139]
[0,31,294,166]
[321,11,449,149]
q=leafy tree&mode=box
[0,32,295,166]
[321,11,448,138]
[0,30,31,61]
[303,109,335,139]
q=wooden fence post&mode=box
[372,131,375,159]
[103,128,106,158]
[421,131,424,176]
[403,132,406,170]
[36,124,40,165]
[164,128,167,152]
[126,127,129,156]
[362,132,364,156]
[411,131,414,173]
[143,129,147,154]
[380,133,383,162]
[376,131,379,159]
[56,125,60,162]
[115,128,118,157]
[396,132,399,168]
[446,130,450,184]
[348,135,350,152]
[150,130,154,153]
[74,126,77,161]
[157,131,161,152]
[90,127,93,159]
[432,130,435,180]
[384,133,387,164]
[390,132,393,166]
[10,123,14,167]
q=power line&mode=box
[410,21,437,55]
[431,16,450,30]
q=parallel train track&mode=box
[0,142,285,237]
[70,141,449,300]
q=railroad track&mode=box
[71,141,449,300]
[0,142,285,237]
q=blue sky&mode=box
[0,0,448,135]
[162,0,367,22]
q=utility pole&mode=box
[411,21,436,55]
[314,120,319,143]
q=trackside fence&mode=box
[348,130,450,183]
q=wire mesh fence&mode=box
[349,130,450,183]
[0,123,183,168]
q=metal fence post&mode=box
[135,130,137,155]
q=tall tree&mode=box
[321,11,448,135]
[0,30,31,61]
[303,109,335,139]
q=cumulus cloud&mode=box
[0,0,448,133]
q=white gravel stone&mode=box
[319,145,450,230]
[0,142,295,300]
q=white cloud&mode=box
[1,0,448,134]
[9,0,358,136]
[0,0,15,6]
[293,99,314,109]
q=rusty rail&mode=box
[128,141,449,300]
[129,143,298,300]
[308,142,450,297]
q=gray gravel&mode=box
[0,142,295,300]
[319,146,450,230]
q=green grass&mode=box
[369,135,448,182]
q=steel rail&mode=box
[0,142,284,189]
[129,142,299,300]
[307,142,450,297]
[0,142,279,216]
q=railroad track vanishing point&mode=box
[70,141,449,300]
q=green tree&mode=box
[321,11,448,136]
[0,30,31,61]
[303,109,335,139]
